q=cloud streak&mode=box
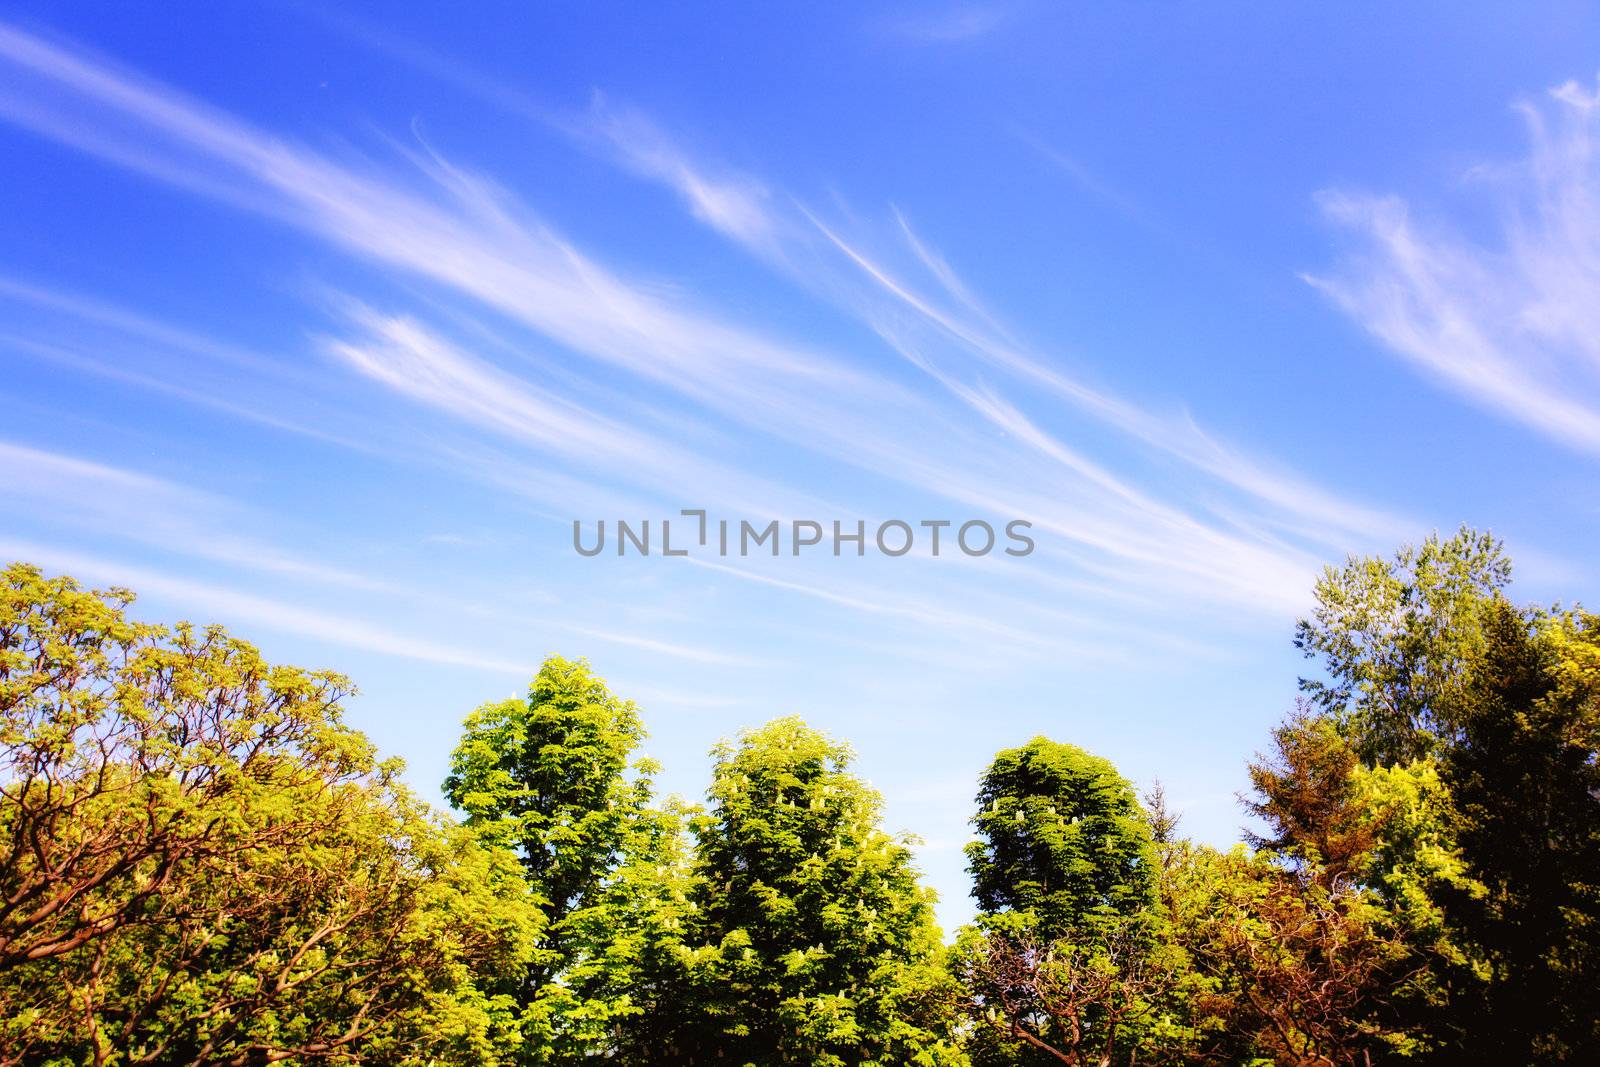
[1308,76,1600,454]
[0,537,531,674]
[581,95,780,254]
[877,7,1010,44]
[0,439,393,591]
[556,104,1415,605]
[0,440,758,671]
[558,98,1413,551]
[0,18,1413,652]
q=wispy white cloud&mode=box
[0,439,393,591]
[580,94,779,253]
[652,206,1391,610]
[319,306,866,526]
[1308,75,1600,454]
[566,100,1413,558]
[684,556,1056,649]
[0,18,1406,647]
[0,537,531,674]
[312,13,780,256]
[1009,125,1146,221]
[0,24,872,509]
[0,444,756,670]
[0,276,699,525]
[0,331,370,451]
[0,22,875,421]
[0,275,283,377]
[798,211,1415,547]
[135,13,1402,614]
[567,625,761,667]
[877,7,1010,44]
[324,309,655,466]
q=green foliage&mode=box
[958,739,1168,1065]
[676,716,963,1066]
[0,562,538,1065]
[10,523,1600,1065]
[1272,529,1600,1061]
[1347,760,1480,956]
[1158,842,1421,1065]
[544,795,697,1064]
[1424,602,1600,1060]
[444,656,649,936]
[443,656,681,1063]
[1296,525,1512,764]
[966,737,1156,939]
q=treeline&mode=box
[2,527,1598,1065]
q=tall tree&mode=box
[445,657,649,949]
[960,738,1164,1066]
[1295,526,1511,764]
[1428,602,1600,1061]
[674,716,961,1066]
[1160,843,1418,1066]
[1245,709,1378,886]
[1266,529,1600,1060]
[0,562,538,1065]
[966,737,1156,939]
[443,657,678,1062]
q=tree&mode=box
[0,562,538,1065]
[1424,602,1600,1061]
[445,657,649,952]
[443,656,679,1062]
[953,919,1187,1067]
[959,739,1166,1066]
[1269,529,1600,1060]
[673,716,962,1066]
[1142,780,1180,848]
[1245,709,1378,887]
[1295,526,1511,764]
[546,795,697,1065]
[966,738,1156,939]
[1163,845,1418,1066]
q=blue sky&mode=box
[3,3,1599,931]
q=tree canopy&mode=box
[7,525,1600,1065]
[0,562,538,1065]
[967,736,1156,939]
[674,716,961,1066]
